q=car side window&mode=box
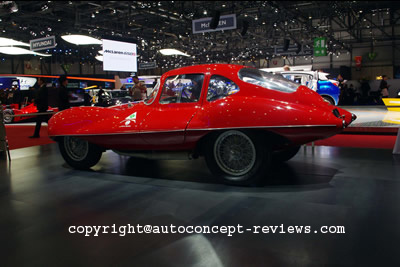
[207,75,240,102]
[159,74,204,104]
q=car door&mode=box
[140,73,206,148]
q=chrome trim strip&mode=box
[49,124,337,137]
[186,125,337,131]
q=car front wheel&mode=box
[58,136,103,169]
[205,130,270,186]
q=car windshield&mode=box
[238,68,299,93]
[144,81,160,105]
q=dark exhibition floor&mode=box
[1,143,400,266]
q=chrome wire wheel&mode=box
[213,130,256,179]
[64,136,89,162]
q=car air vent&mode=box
[332,108,340,118]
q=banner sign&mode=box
[102,39,137,72]
[275,45,313,56]
[139,62,157,69]
[313,37,327,57]
[192,14,236,34]
[30,36,56,51]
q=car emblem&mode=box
[120,112,137,127]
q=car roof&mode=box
[163,64,247,77]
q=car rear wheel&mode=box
[272,145,301,163]
[58,136,103,169]
[3,109,14,124]
[205,130,270,186]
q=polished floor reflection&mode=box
[1,144,400,266]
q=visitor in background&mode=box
[30,77,48,138]
[0,89,7,105]
[5,88,13,105]
[58,75,70,111]
[97,86,105,106]
[337,74,345,104]
[380,75,390,99]
[131,76,147,101]
[11,86,21,109]
[283,65,291,71]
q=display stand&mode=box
[393,128,400,155]
[0,106,11,161]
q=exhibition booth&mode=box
[1,1,400,266]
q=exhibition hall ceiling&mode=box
[1,1,400,67]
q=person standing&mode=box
[379,75,390,99]
[97,86,105,106]
[58,75,70,111]
[130,76,147,101]
[30,77,48,138]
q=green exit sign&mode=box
[314,37,327,57]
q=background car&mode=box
[94,89,132,107]
[48,64,355,186]
[2,103,58,124]
[280,71,340,105]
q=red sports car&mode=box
[48,64,356,185]
[3,103,59,123]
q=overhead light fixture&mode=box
[159,48,190,57]
[0,47,51,56]
[0,37,29,47]
[2,1,19,13]
[98,50,103,55]
[61,34,102,45]
[95,55,103,61]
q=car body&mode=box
[279,71,340,105]
[48,64,356,185]
[3,103,59,123]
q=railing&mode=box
[1,109,57,161]
[0,105,11,161]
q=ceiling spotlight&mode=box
[10,2,18,13]
[0,47,51,56]
[95,55,103,61]
[91,13,95,18]
[159,49,190,57]
[61,34,102,45]
[0,37,29,47]
[98,50,103,55]
[203,10,207,15]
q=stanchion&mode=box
[393,128,400,155]
[0,106,11,161]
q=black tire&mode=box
[272,145,301,163]
[322,96,335,106]
[3,109,14,124]
[204,130,271,186]
[58,136,103,169]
